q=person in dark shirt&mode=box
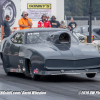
[49,16,60,28]
[1,15,11,39]
[68,19,77,30]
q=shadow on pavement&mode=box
[5,73,99,83]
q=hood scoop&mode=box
[48,31,71,44]
[54,44,70,51]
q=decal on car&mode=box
[34,68,39,74]
[18,65,20,69]
[10,69,19,72]
[10,68,21,73]
[19,59,23,64]
[34,33,39,35]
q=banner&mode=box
[27,4,51,21]
[27,4,51,9]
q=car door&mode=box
[8,32,24,68]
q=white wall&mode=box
[56,0,64,22]
[20,0,64,27]
[11,0,21,28]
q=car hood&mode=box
[25,43,100,60]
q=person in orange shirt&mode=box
[18,11,33,30]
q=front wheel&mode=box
[28,61,41,80]
[86,73,96,78]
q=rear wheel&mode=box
[28,61,40,80]
[86,73,96,78]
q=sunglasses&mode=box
[43,16,47,17]
[24,14,28,16]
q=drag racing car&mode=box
[0,28,100,80]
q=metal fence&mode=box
[65,16,100,26]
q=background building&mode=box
[0,0,64,28]
[21,0,64,27]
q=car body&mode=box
[73,25,100,40]
[0,28,100,80]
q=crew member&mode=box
[60,20,66,28]
[38,14,51,28]
[18,11,33,30]
[49,16,60,28]
[68,18,77,30]
[1,15,11,40]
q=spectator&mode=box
[1,15,11,39]
[18,11,33,30]
[38,14,51,28]
[68,19,77,30]
[49,16,60,28]
[60,20,66,28]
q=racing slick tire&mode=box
[86,73,96,78]
[28,61,41,80]
[0,0,16,27]
[2,56,11,76]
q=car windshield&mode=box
[73,27,81,33]
[26,31,79,44]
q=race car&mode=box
[0,28,100,80]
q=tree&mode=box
[64,0,100,16]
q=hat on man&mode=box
[21,11,28,16]
[51,15,56,19]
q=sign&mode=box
[27,4,51,9]
[27,4,51,21]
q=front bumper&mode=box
[35,68,100,75]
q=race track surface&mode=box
[0,60,100,100]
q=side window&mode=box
[27,32,40,44]
[11,33,24,44]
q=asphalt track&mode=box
[0,59,100,100]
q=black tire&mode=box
[28,61,40,80]
[2,56,11,75]
[86,73,96,78]
[0,0,16,27]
